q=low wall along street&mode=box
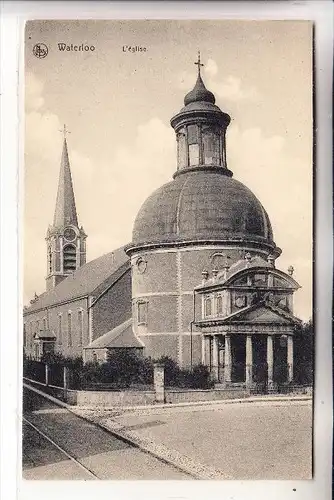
[23,358,312,408]
[24,377,249,406]
[23,376,312,408]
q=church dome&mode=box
[132,170,275,249]
[128,55,279,257]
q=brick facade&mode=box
[131,245,271,366]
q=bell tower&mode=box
[46,125,87,291]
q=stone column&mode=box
[201,335,206,365]
[154,363,165,403]
[212,335,219,381]
[224,335,232,384]
[63,365,69,402]
[245,335,253,388]
[267,334,274,389]
[287,335,294,383]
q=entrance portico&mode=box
[199,312,299,389]
[201,330,295,388]
[195,254,301,390]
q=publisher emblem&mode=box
[33,43,48,59]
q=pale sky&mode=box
[24,20,313,320]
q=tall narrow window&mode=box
[137,301,148,325]
[58,314,62,345]
[217,295,223,316]
[189,145,200,166]
[78,310,83,346]
[204,296,212,317]
[43,317,47,330]
[187,124,200,167]
[67,312,72,347]
[202,127,220,166]
[63,244,76,273]
[177,129,187,170]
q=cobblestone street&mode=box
[93,399,312,480]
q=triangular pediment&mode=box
[228,304,299,324]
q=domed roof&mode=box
[131,171,275,249]
[184,74,216,106]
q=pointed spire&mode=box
[53,130,78,228]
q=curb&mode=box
[73,394,312,412]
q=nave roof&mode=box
[24,246,130,314]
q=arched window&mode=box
[78,310,83,346]
[67,312,72,347]
[211,252,228,270]
[216,295,223,316]
[137,301,148,325]
[58,314,62,345]
[63,244,76,273]
[204,296,212,317]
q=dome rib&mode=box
[175,174,191,236]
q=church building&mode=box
[23,55,302,388]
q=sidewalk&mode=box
[73,395,312,480]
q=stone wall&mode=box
[76,389,156,406]
[73,387,250,407]
[24,377,312,407]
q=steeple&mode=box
[53,127,78,228]
[45,127,87,291]
[170,54,232,178]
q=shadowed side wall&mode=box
[92,269,132,340]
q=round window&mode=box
[136,257,147,274]
[64,227,76,242]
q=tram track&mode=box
[23,415,99,479]
[22,384,192,480]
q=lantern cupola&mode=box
[170,52,232,178]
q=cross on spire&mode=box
[194,51,204,74]
[59,124,71,139]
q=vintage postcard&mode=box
[23,19,313,481]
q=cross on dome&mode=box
[194,51,204,74]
